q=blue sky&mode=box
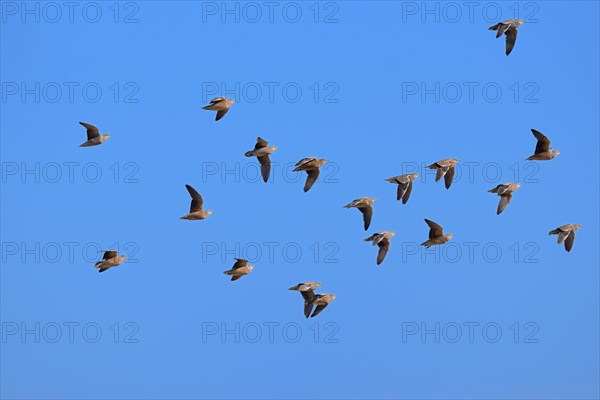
[1,1,599,399]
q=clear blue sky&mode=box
[1,1,599,399]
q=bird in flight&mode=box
[488,183,521,215]
[488,19,524,55]
[289,282,321,318]
[385,173,419,204]
[94,250,127,273]
[293,157,329,192]
[526,129,560,160]
[244,137,277,183]
[223,258,254,281]
[344,197,377,230]
[306,293,336,318]
[180,184,212,220]
[202,97,235,121]
[79,122,110,147]
[421,219,453,248]
[364,231,396,265]
[549,224,582,252]
[427,159,460,189]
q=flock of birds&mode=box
[81,19,582,319]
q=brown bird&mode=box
[344,197,377,230]
[488,19,524,55]
[223,258,254,281]
[293,157,329,192]
[289,282,321,318]
[526,129,560,160]
[79,122,110,147]
[94,250,127,273]
[244,137,277,183]
[202,97,235,121]
[180,184,212,220]
[427,159,460,189]
[306,293,336,318]
[488,183,521,215]
[549,224,582,252]
[385,173,419,204]
[421,219,453,248]
[364,231,396,265]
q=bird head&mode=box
[552,149,561,156]
[206,210,213,216]
[445,233,454,240]
[103,134,111,139]
[573,224,582,230]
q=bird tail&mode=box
[488,24,499,30]
[201,105,212,110]
[244,151,254,157]
[548,229,560,235]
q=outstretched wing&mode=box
[564,231,575,252]
[505,27,518,55]
[425,219,444,238]
[358,206,373,231]
[311,304,329,318]
[186,184,204,212]
[258,155,271,183]
[444,166,455,189]
[376,238,390,265]
[232,258,248,269]
[215,109,229,121]
[402,180,413,204]
[103,250,117,260]
[531,129,550,154]
[497,193,512,215]
[80,122,100,140]
[304,169,320,192]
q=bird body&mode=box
[427,159,460,189]
[344,197,377,230]
[421,219,453,248]
[489,19,524,55]
[180,184,212,220]
[79,122,110,147]
[202,97,235,121]
[364,231,396,265]
[488,183,521,215]
[293,157,329,192]
[385,173,419,203]
[223,258,254,281]
[94,250,127,273]
[306,293,336,318]
[244,137,277,182]
[526,129,560,160]
[549,224,581,252]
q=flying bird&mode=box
[488,183,521,215]
[421,219,453,248]
[223,258,254,281]
[180,184,212,220]
[526,129,560,160]
[344,197,377,230]
[364,231,396,265]
[289,282,321,318]
[549,224,581,252]
[94,250,127,273]
[79,122,110,147]
[488,19,524,55]
[202,97,235,121]
[427,159,460,189]
[244,137,277,183]
[385,173,419,204]
[293,157,329,192]
[306,293,336,318]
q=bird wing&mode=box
[376,238,390,265]
[301,290,315,302]
[497,193,512,215]
[232,258,248,269]
[295,157,315,167]
[103,250,118,260]
[185,184,204,212]
[444,166,455,189]
[254,137,268,149]
[311,304,329,318]
[209,97,225,104]
[505,27,518,55]
[497,22,510,38]
[402,180,413,204]
[358,206,373,231]
[215,109,229,121]
[564,231,575,252]
[435,165,448,182]
[80,122,100,140]
[425,219,444,238]
[531,129,550,154]
[257,155,271,183]
[557,230,570,244]
[304,169,320,192]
